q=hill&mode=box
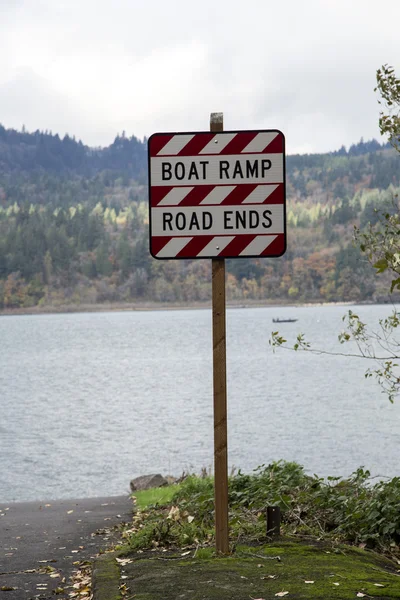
[0,125,147,181]
[0,125,398,310]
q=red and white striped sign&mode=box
[148,130,286,259]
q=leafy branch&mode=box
[375,64,400,151]
[355,196,400,294]
[270,65,400,404]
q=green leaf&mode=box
[373,258,389,273]
[390,277,400,293]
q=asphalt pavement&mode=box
[0,495,133,599]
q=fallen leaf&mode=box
[275,593,289,597]
[78,585,90,594]
[1,586,17,591]
[187,515,195,523]
[67,510,74,514]
[167,506,180,521]
[115,557,132,566]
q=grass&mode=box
[132,485,180,510]
[124,461,400,559]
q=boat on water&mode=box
[272,318,298,323]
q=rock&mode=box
[129,474,168,492]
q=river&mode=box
[1,304,399,502]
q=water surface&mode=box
[1,304,399,502]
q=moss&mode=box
[121,541,400,599]
[194,547,215,560]
[91,553,122,600]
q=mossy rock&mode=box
[119,541,400,599]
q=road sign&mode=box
[148,129,286,259]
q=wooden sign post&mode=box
[147,118,286,556]
[210,112,229,554]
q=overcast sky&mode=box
[1,0,399,154]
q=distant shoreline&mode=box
[0,299,370,317]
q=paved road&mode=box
[0,495,133,599]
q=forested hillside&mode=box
[0,126,399,310]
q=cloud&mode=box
[250,53,383,153]
[0,68,91,140]
[0,0,399,151]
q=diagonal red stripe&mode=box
[177,133,215,156]
[252,184,285,204]
[176,235,214,258]
[222,183,285,205]
[219,184,285,205]
[262,133,284,153]
[178,185,216,206]
[218,235,256,257]
[151,184,284,208]
[219,184,258,205]
[220,132,258,154]
[150,236,172,256]
[149,134,175,156]
[260,234,286,256]
[150,186,174,206]
[150,233,286,258]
